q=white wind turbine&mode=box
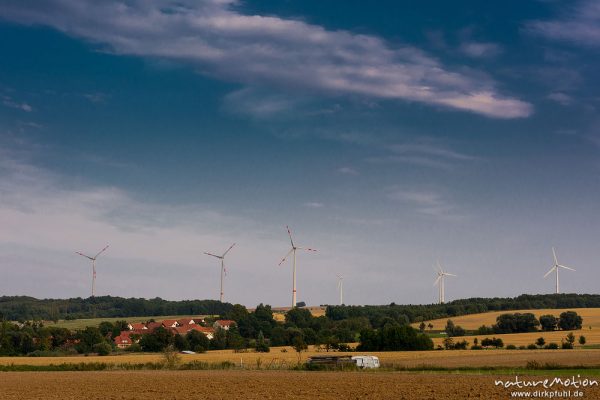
[76,245,109,297]
[204,243,236,302]
[433,261,456,304]
[336,274,344,305]
[278,225,317,308]
[544,247,575,294]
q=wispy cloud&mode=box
[337,166,359,175]
[459,41,502,59]
[386,186,464,220]
[526,1,600,47]
[0,0,532,118]
[2,94,32,112]
[547,92,573,106]
[366,140,477,170]
[303,202,324,209]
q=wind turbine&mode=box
[278,225,317,308]
[75,245,109,297]
[433,261,456,304]
[544,247,575,294]
[336,274,344,305]
[204,243,236,302]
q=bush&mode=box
[470,345,483,350]
[535,337,545,347]
[125,343,142,352]
[506,344,517,350]
[545,343,559,349]
[579,336,586,346]
[561,341,573,349]
[93,342,112,356]
[527,344,538,350]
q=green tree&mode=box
[255,330,270,353]
[292,335,307,363]
[579,335,586,346]
[536,337,545,347]
[558,311,583,330]
[186,330,210,353]
[539,315,558,331]
[419,322,426,332]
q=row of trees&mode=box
[326,294,600,326]
[474,311,583,335]
[0,296,233,321]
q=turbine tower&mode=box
[336,274,344,305]
[433,261,456,304]
[204,243,236,302]
[76,245,109,297]
[278,225,317,308]
[544,247,575,294]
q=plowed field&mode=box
[2,370,598,400]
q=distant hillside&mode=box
[2,293,600,324]
[0,296,233,321]
[326,293,600,325]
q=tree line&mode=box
[0,296,233,321]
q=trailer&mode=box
[307,355,380,369]
[351,355,380,369]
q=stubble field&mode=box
[3,370,598,400]
[3,348,600,369]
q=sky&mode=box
[0,0,599,307]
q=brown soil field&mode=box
[3,348,600,369]
[413,308,600,330]
[2,370,599,400]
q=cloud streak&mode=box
[527,1,600,47]
[0,0,531,118]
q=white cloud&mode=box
[527,1,600,47]
[337,166,359,175]
[303,202,324,208]
[2,95,33,112]
[366,140,477,170]
[547,92,573,106]
[459,41,502,58]
[386,186,464,220]
[0,0,532,118]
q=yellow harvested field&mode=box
[413,308,600,330]
[1,370,573,400]
[431,330,600,348]
[3,347,600,369]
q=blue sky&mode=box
[0,1,599,306]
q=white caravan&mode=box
[351,356,380,369]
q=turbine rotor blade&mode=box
[94,245,109,259]
[76,252,94,261]
[278,249,294,266]
[222,243,236,257]
[558,264,576,271]
[433,276,442,287]
[286,225,295,248]
[297,246,317,252]
[444,273,457,277]
[552,247,558,265]
[204,252,222,259]
[543,266,557,278]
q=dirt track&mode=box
[1,370,599,400]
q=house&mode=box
[190,325,215,340]
[177,318,197,326]
[161,319,179,328]
[145,322,162,332]
[213,320,236,331]
[114,334,132,349]
[128,322,147,331]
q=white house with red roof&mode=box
[213,320,236,331]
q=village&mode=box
[113,318,236,349]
